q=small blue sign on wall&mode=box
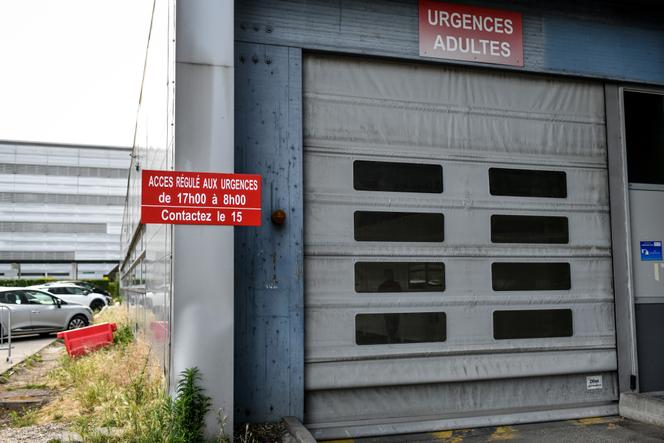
[640,241,663,261]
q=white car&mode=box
[0,287,92,337]
[30,283,109,312]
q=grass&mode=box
[8,408,39,427]
[37,305,230,442]
[4,383,48,392]
[38,306,169,441]
[22,353,43,369]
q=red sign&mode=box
[419,0,523,66]
[141,170,261,226]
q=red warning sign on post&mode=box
[419,0,523,66]
[141,170,261,226]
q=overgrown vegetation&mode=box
[8,409,38,427]
[112,323,134,348]
[35,306,226,442]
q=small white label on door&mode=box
[586,375,603,390]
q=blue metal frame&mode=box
[234,42,304,422]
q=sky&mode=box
[0,0,153,147]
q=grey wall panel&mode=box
[306,349,617,390]
[0,251,74,261]
[304,55,606,167]
[628,189,664,301]
[0,163,128,178]
[307,373,618,438]
[303,53,615,436]
[0,222,106,234]
[307,153,609,208]
[635,304,664,392]
[172,0,233,436]
[0,193,125,206]
[0,142,131,169]
[234,42,304,422]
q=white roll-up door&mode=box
[303,54,617,439]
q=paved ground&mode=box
[0,335,56,374]
[323,417,664,442]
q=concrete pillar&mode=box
[172,0,234,438]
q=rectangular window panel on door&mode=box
[355,262,445,292]
[492,262,571,291]
[355,312,447,345]
[493,309,573,339]
[491,215,569,244]
[489,168,567,198]
[354,160,443,193]
[354,211,444,242]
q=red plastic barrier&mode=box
[150,320,169,343]
[57,322,117,357]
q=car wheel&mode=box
[67,315,89,330]
[90,300,105,312]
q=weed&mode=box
[24,382,49,389]
[4,383,48,392]
[9,408,38,427]
[170,367,212,443]
[113,323,134,347]
[22,353,43,369]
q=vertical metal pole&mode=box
[0,306,11,363]
[172,0,234,437]
[6,307,10,363]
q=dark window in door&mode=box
[624,91,664,185]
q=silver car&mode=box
[0,287,93,338]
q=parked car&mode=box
[40,280,112,297]
[30,283,111,312]
[0,287,92,338]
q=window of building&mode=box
[491,215,569,244]
[493,309,573,339]
[354,160,443,193]
[355,262,445,292]
[492,262,571,291]
[624,91,664,185]
[354,211,444,242]
[489,168,567,198]
[355,312,446,345]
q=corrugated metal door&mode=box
[303,54,617,439]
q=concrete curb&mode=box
[283,416,317,443]
[0,337,56,375]
[620,392,664,427]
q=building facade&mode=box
[121,0,664,439]
[0,140,129,279]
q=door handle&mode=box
[31,311,39,314]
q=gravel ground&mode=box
[0,423,75,442]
